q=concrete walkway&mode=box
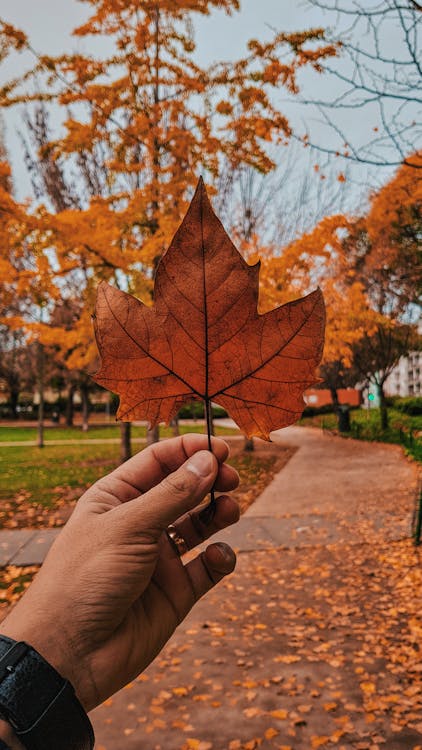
[89,428,421,750]
[0,426,419,566]
[209,425,419,551]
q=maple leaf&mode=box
[93,179,325,439]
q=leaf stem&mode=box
[198,181,216,525]
[199,397,216,524]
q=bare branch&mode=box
[298,0,422,167]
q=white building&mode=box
[384,350,422,397]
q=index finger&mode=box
[87,433,232,506]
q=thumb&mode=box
[118,450,218,536]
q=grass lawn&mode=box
[0,443,120,527]
[0,437,294,612]
[0,422,236,443]
[0,424,143,442]
[0,427,293,530]
[300,407,422,462]
[1,443,120,504]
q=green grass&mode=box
[0,422,237,443]
[0,443,121,507]
[0,423,240,519]
[0,424,145,442]
[300,407,422,462]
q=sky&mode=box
[1,0,325,63]
[0,0,414,213]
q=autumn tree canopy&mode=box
[0,3,419,437]
[0,1,337,378]
[258,152,421,425]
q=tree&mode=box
[218,151,355,444]
[356,151,422,312]
[263,218,378,421]
[331,157,420,428]
[318,280,377,412]
[352,323,418,429]
[0,325,35,417]
[258,151,420,429]
[0,2,337,444]
[339,154,421,331]
[0,134,62,444]
[297,0,422,168]
[342,154,421,428]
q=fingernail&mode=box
[187,450,214,478]
[214,542,234,564]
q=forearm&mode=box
[0,720,26,750]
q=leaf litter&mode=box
[90,533,422,749]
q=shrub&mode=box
[302,403,359,417]
[392,397,422,415]
[302,404,335,417]
[176,401,228,419]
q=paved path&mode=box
[209,425,419,551]
[2,427,421,749]
[89,428,421,750]
[0,426,418,565]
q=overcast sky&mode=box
[1,0,326,63]
[0,0,409,209]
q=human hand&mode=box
[0,434,239,712]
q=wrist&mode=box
[0,622,72,696]
[0,636,95,749]
[0,719,26,750]
[0,600,83,708]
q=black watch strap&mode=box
[0,635,94,750]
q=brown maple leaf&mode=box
[93,179,325,439]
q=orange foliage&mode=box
[253,204,393,375]
[321,280,377,368]
[0,1,338,376]
[0,162,58,321]
[363,152,421,289]
[254,152,419,386]
[367,150,422,240]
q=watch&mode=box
[0,635,94,750]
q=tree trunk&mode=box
[329,387,351,432]
[378,383,389,430]
[244,437,254,451]
[37,342,44,448]
[9,387,19,419]
[81,385,90,432]
[105,393,111,421]
[120,422,132,463]
[55,382,62,422]
[66,384,75,426]
[147,424,159,445]
[170,417,179,437]
[329,385,340,411]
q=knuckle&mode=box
[162,469,195,498]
